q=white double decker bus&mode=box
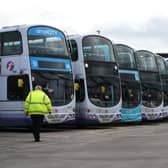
[156,54,168,118]
[68,34,121,125]
[0,25,75,126]
[135,50,163,120]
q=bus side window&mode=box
[0,58,1,74]
[68,40,78,61]
[7,75,30,101]
[1,31,22,56]
[75,79,85,102]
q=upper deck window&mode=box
[156,56,167,75]
[135,51,158,72]
[115,45,136,69]
[0,31,22,56]
[28,26,69,58]
[82,36,115,62]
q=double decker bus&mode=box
[114,44,142,122]
[68,34,121,125]
[135,50,163,120]
[156,53,168,118]
[0,25,75,126]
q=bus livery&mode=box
[114,44,142,122]
[68,34,121,125]
[0,25,75,126]
[135,50,163,120]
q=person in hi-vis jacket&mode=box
[25,85,52,142]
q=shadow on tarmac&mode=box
[0,118,168,133]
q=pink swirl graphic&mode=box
[6,61,15,71]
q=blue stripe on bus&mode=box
[28,26,64,38]
[119,69,140,80]
[121,105,142,122]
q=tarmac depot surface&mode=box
[1,121,168,168]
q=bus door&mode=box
[74,78,85,120]
[0,74,30,121]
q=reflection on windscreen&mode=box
[164,91,168,106]
[156,56,167,74]
[162,80,168,106]
[82,36,115,62]
[142,82,162,107]
[163,89,168,106]
[31,71,74,106]
[135,51,157,71]
[28,27,68,57]
[121,80,141,108]
[87,76,120,107]
[115,45,136,69]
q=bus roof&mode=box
[0,24,63,33]
[157,53,168,58]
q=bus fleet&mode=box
[0,24,167,127]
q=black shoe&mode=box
[34,139,40,142]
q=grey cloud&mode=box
[94,17,168,52]
[100,18,168,39]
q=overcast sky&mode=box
[1,0,168,53]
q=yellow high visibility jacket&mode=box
[24,90,52,116]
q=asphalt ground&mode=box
[1,120,168,168]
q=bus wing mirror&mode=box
[18,78,24,88]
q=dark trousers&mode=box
[30,115,44,141]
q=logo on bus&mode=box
[6,61,15,71]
